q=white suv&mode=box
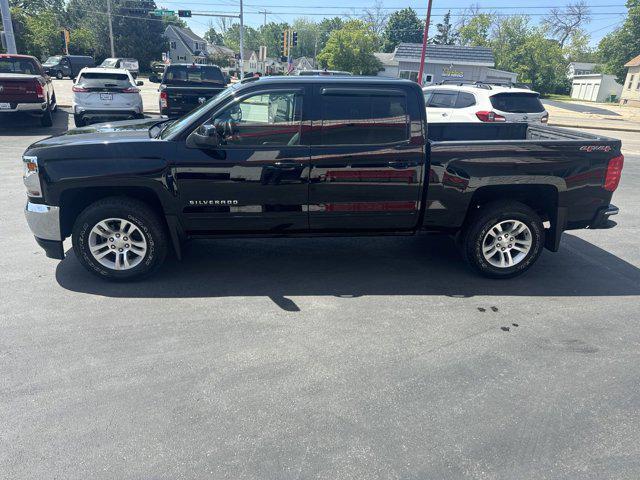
[423,83,548,124]
[72,67,144,127]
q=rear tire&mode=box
[40,104,53,127]
[460,201,544,279]
[72,197,168,281]
[55,70,63,80]
[74,114,85,127]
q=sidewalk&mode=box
[545,103,640,132]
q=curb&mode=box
[549,122,640,133]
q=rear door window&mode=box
[319,89,409,145]
[428,90,458,108]
[454,92,476,108]
[490,93,545,113]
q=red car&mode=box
[0,54,57,127]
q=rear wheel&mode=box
[72,197,168,281]
[74,114,85,127]
[55,70,63,80]
[460,201,544,279]
[40,103,53,127]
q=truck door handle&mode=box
[388,161,417,169]
[273,160,304,170]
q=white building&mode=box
[567,62,598,79]
[570,74,623,102]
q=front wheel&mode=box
[72,197,168,281]
[460,201,545,279]
[55,70,63,79]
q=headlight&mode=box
[23,156,42,197]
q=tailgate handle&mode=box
[274,160,304,170]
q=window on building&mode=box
[170,41,176,50]
[399,70,418,82]
[628,75,634,89]
[319,90,409,145]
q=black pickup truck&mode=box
[23,77,624,281]
[149,63,227,118]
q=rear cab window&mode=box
[490,93,545,113]
[163,65,225,85]
[0,57,39,74]
[319,88,409,145]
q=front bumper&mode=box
[589,204,619,229]
[25,202,65,260]
[0,102,48,113]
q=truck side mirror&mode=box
[187,123,219,149]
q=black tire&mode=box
[40,104,53,127]
[55,70,63,80]
[74,114,85,127]
[51,94,58,112]
[72,197,168,281]
[460,201,545,279]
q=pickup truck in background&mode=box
[22,77,624,281]
[149,63,227,118]
[0,54,57,127]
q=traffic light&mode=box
[292,31,298,47]
[280,30,287,56]
[178,9,192,17]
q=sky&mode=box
[155,0,630,47]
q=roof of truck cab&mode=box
[0,53,39,60]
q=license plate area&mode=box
[100,93,113,101]
[0,102,11,109]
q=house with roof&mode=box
[164,25,209,64]
[379,43,517,86]
[374,52,398,78]
[620,54,640,107]
[567,62,598,79]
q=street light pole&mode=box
[106,0,115,57]
[0,0,17,54]
[417,0,434,86]
[239,0,244,79]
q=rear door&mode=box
[308,85,425,231]
[489,92,547,123]
[425,89,457,122]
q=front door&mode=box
[308,86,425,231]
[172,87,310,233]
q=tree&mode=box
[289,18,318,59]
[359,0,388,38]
[204,23,224,45]
[317,17,344,52]
[317,20,382,75]
[432,11,458,45]
[381,8,423,53]
[223,24,259,52]
[543,1,591,47]
[458,13,494,47]
[597,0,640,83]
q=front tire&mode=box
[461,201,545,279]
[72,197,168,281]
[55,70,63,80]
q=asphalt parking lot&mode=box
[1,111,639,479]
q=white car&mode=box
[423,83,549,124]
[72,67,144,127]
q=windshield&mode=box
[100,58,119,68]
[163,65,225,85]
[490,93,545,113]
[0,57,39,74]
[160,82,241,139]
[43,56,61,65]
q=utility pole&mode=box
[106,0,115,57]
[258,9,270,27]
[238,0,244,79]
[417,0,434,86]
[0,0,17,54]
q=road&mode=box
[542,98,621,116]
[1,114,639,479]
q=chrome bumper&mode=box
[0,102,48,113]
[25,202,61,241]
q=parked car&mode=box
[150,61,167,76]
[72,67,144,127]
[0,54,56,126]
[294,69,352,76]
[99,57,140,78]
[23,77,623,281]
[41,55,94,80]
[423,82,549,123]
[149,63,227,118]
